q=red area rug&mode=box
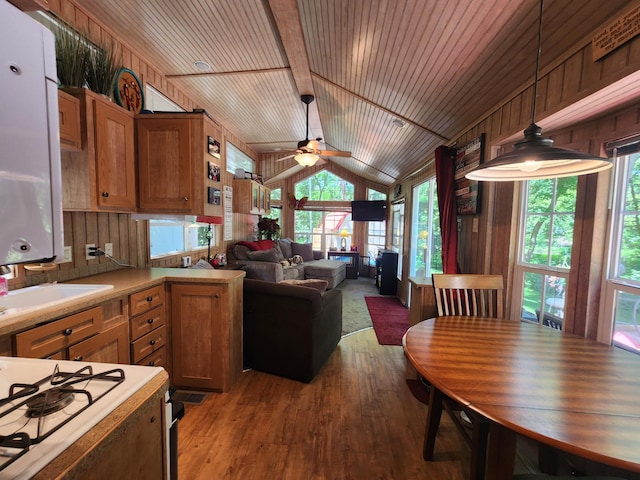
[365,296,409,345]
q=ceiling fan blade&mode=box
[275,153,297,162]
[318,150,351,157]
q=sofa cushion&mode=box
[280,278,328,293]
[291,242,314,261]
[246,247,281,263]
[237,239,275,251]
[278,239,293,259]
[233,244,252,260]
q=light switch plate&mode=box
[59,246,72,263]
[104,243,113,257]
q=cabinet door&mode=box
[58,90,81,151]
[171,284,224,390]
[69,322,130,364]
[137,118,193,212]
[94,100,136,210]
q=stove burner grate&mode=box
[0,364,126,472]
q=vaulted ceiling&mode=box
[72,0,634,185]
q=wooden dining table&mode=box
[403,316,640,480]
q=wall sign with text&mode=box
[454,134,484,215]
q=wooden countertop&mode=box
[0,268,245,336]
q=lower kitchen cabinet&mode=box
[68,322,130,364]
[171,280,243,391]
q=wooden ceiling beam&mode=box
[268,0,323,141]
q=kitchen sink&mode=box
[0,283,114,317]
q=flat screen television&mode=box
[351,200,387,221]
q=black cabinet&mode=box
[376,251,398,295]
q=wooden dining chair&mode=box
[422,274,505,480]
[432,273,504,319]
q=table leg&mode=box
[423,386,444,460]
[486,423,516,480]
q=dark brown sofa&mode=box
[243,279,342,383]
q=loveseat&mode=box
[243,278,343,382]
[228,238,346,288]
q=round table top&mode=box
[403,316,640,473]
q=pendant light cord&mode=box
[531,0,544,124]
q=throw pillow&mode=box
[280,279,328,293]
[246,247,280,263]
[236,240,261,251]
[278,239,293,259]
[255,239,275,250]
[233,244,251,260]
[291,242,314,262]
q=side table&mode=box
[327,251,360,279]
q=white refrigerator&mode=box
[0,0,64,266]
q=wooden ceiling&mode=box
[71,0,634,185]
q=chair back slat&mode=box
[432,274,504,319]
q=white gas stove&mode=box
[0,356,165,479]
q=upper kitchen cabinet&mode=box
[136,112,224,216]
[60,88,137,212]
[232,179,270,215]
[57,90,81,151]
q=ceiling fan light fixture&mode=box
[295,152,319,166]
[465,0,612,182]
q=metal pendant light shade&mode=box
[466,0,612,182]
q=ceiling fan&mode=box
[276,94,351,166]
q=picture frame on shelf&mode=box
[207,136,221,158]
[208,161,220,181]
[454,133,484,215]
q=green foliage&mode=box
[295,171,354,201]
[86,40,122,96]
[55,27,90,88]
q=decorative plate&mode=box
[114,68,144,113]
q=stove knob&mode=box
[63,328,73,336]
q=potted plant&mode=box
[257,217,281,240]
[85,40,122,98]
[54,26,90,88]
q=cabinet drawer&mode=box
[129,285,165,317]
[131,324,166,363]
[137,345,167,368]
[15,307,103,359]
[130,305,165,341]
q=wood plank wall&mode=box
[396,32,640,338]
[9,0,259,289]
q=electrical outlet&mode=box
[85,243,96,260]
[104,243,113,257]
[60,246,72,263]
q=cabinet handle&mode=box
[146,296,153,302]
[63,328,73,336]
[150,339,156,346]
[147,318,154,324]
[74,356,83,361]
[183,196,188,202]
[102,192,109,197]
[214,294,220,299]
[148,360,155,366]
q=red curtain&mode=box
[435,145,459,274]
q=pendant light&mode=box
[465,0,612,181]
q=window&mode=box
[366,189,387,261]
[391,201,404,278]
[409,178,442,277]
[602,140,640,354]
[293,171,353,251]
[295,171,354,201]
[226,142,254,175]
[512,177,577,328]
[148,218,209,258]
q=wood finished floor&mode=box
[177,328,472,479]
